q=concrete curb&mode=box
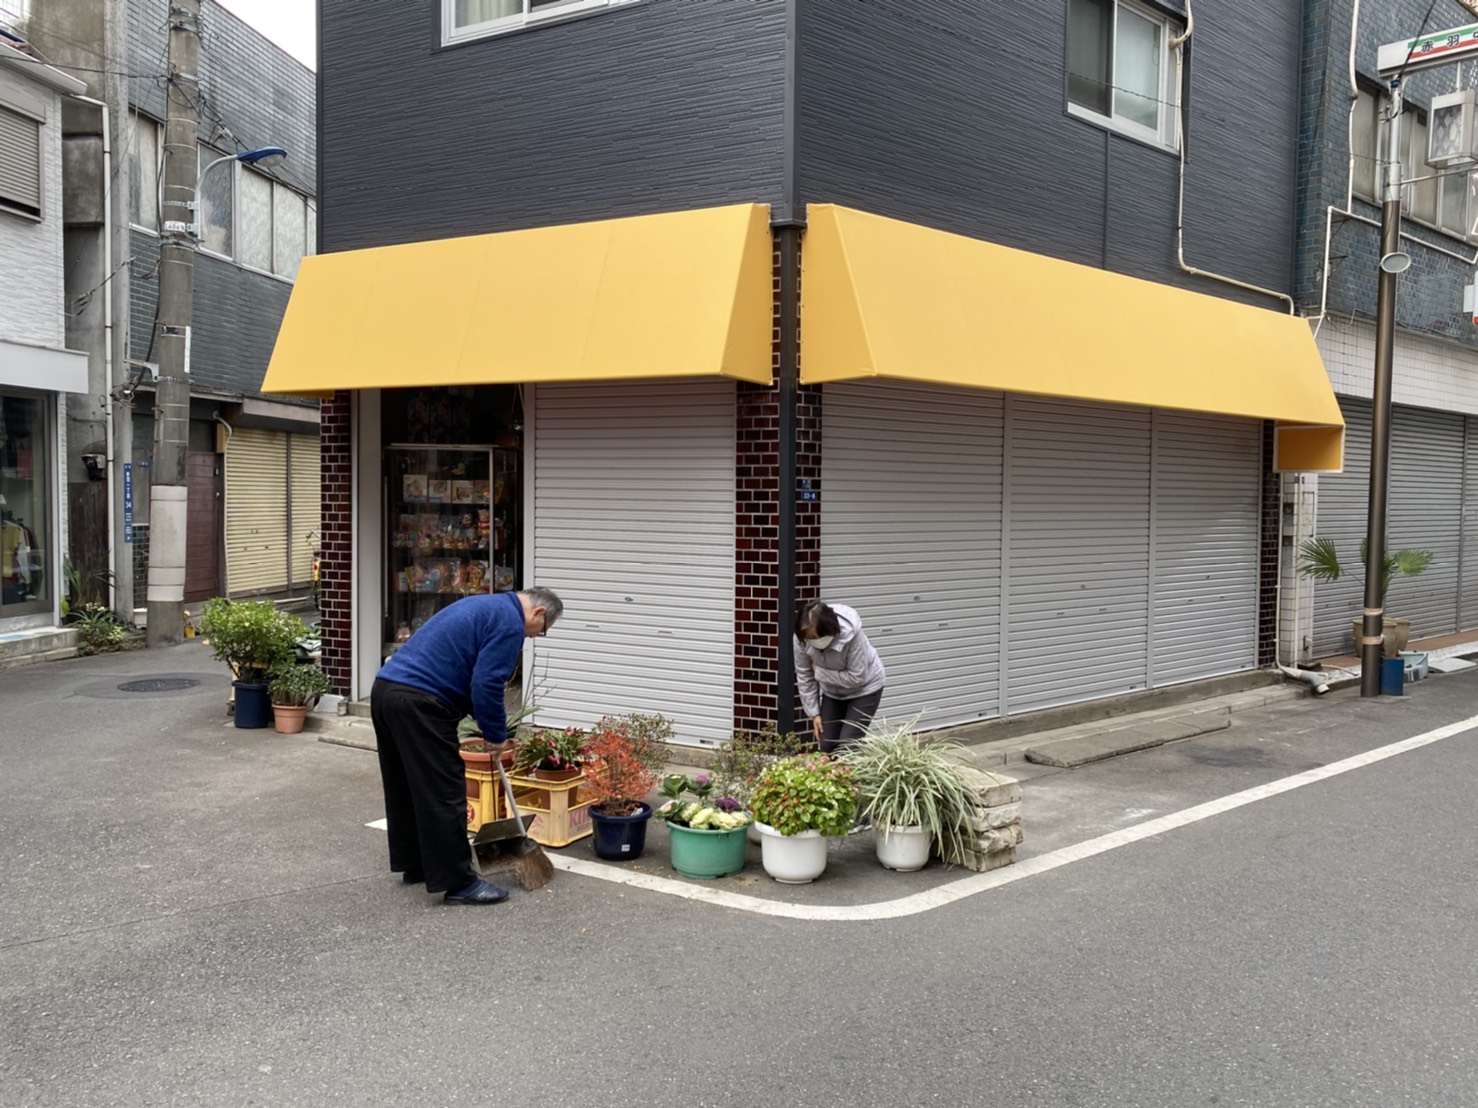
[1022,708,1232,768]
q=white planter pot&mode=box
[874,825,932,872]
[753,822,828,884]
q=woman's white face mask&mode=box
[808,635,835,651]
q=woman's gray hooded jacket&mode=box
[793,603,886,719]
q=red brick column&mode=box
[319,392,354,695]
[733,238,821,735]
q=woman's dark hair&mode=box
[794,601,841,640]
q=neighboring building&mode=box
[1293,0,1478,662]
[271,0,1346,745]
[0,32,86,649]
[17,0,318,622]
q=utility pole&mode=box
[147,0,201,646]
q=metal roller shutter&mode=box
[1463,419,1478,630]
[1150,412,1261,685]
[1387,406,1463,637]
[821,381,1004,730]
[530,380,736,747]
[1313,399,1464,654]
[288,434,321,591]
[226,427,289,597]
[1311,399,1371,656]
[1007,397,1152,714]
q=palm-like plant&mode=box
[838,718,978,863]
[1296,537,1433,596]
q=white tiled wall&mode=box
[0,68,66,353]
[1317,316,1478,414]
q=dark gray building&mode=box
[20,0,318,621]
[278,0,1346,742]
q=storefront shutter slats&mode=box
[1311,399,1371,656]
[822,381,1003,730]
[531,380,735,747]
[1462,419,1478,629]
[226,427,289,597]
[288,434,321,590]
[1150,412,1261,686]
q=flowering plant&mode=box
[749,754,856,837]
[655,773,753,831]
[512,726,589,774]
[581,713,671,817]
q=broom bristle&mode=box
[514,846,554,891]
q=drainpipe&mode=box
[776,224,801,738]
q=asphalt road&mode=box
[3,643,1476,1107]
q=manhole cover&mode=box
[117,678,200,693]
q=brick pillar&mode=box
[733,239,821,735]
[1258,421,1279,668]
[319,392,353,695]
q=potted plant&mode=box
[198,598,305,729]
[511,725,589,780]
[266,662,333,734]
[1296,537,1434,657]
[748,755,857,884]
[654,774,752,879]
[838,719,977,872]
[710,723,815,843]
[582,713,671,861]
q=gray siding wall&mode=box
[319,0,786,252]
[124,0,314,398]
[1297,0,1478,349]
[798,0,1301,305]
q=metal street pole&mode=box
[146,0,200,647]
[1361,81,1402,696]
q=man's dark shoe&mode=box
[400,870,424,885]
[444,878,509,905]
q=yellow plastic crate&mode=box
[507,773,593,847]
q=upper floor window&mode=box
[444,0,640,45]
[1353,88,1478,244]
[128,111,159,231]
[0,98,43,220]
[1066,0,1180,150]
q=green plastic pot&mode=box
[667,822,748,880]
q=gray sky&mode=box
[213,0,315,70]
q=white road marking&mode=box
[376,713,1478,920]
[365,818,387,830]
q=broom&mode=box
[493,759,554,891]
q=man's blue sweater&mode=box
[376,592,524,741]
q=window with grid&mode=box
[1066,0,1180,149]
[0,104,42,219]
[444,0,640,44]
[1354,91,1478,243]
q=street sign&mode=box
[123,462,134,544]
[1379,24,1478,76]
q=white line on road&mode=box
[543,713,1478,920]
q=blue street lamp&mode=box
[190,146,288,239]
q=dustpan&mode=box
[469,760,538,858]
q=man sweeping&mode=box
[370,586,563,904]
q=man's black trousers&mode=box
[369,678,475,894]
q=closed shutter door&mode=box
[288,434,321,591]
[1007,397,1151,714]
[821,381,1004,730]
[1312,398,1371,656]
[1387,406,1463,637]
[1313,400,1464,653]
[0,107,41,214]
[531,380,735,747]
[226,427,289,596]
[1463,418,1478,630]
[1151,412,1262,685]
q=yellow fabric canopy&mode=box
[262,203,775,396]
[800,205,1345,472]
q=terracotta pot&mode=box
[272,704,309,734]
[458,741,513,771]
[1350,616,1411,659]
[530,766,583,782]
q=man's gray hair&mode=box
[521,586,564,623]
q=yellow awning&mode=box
[801,205,1345,472]
[263,203,774,396]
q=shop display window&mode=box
[0,392,50,614]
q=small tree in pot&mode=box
[1297,538,1433,657]
[198,599,305,728]
[582,713,670,861]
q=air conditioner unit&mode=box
[1427,90,1478,168]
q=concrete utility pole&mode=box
[146,0,201,647]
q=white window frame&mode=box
[442,0,641,46]
[1065,0,1181,152]
[127,110,161,233]
[1355,92,1478,246]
